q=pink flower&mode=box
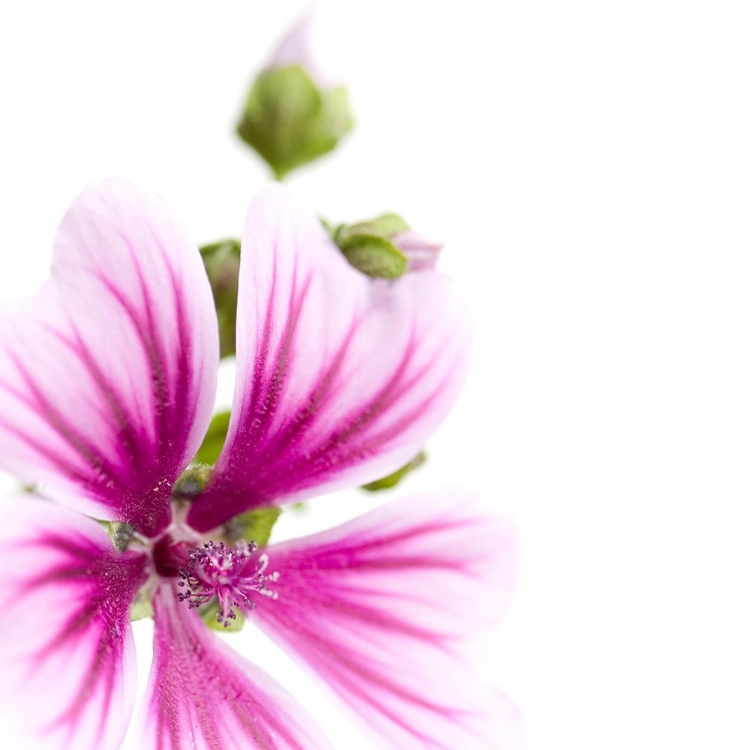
[0,181,521,748]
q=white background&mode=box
[1,1,749,748]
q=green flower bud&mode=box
[327,212,442,278]
[338,234,408,279]
[237,14,353,179]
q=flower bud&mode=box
[329,213,443,278]
[236,13,353,180]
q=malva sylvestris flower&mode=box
[0,181,523,749]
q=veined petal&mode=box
[0,180,219,536]
[188,184,469,531]
[0,496,148,750]
[141,584,331,750]
[250,491,524,750]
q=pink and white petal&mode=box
[392,230,443,272]
[0,496,148,750]
[141,584,331,750]
[267,11,333,88]
[250,490,524,750]
[188,184,469,532]
[0,180,218,536]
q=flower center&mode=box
[177,540,278,626]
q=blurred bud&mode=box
[337,233,408,279]
[237,12,354,180]
[329,213,443,278]
[200,239,241,358]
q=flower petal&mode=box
[141,584,332,750]
[0,496,148,750]
[267,11,333,88]
[0,180,219,536]
[250,491,524,750]
[392,229,443,272]
[188,184,469,531]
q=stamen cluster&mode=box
[178,540,278,627]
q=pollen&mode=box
[177,540,278,626]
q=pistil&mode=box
[177,540,278,626]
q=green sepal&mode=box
[173,463,213,501]
[193,410,231,466]
[223,506,282,547]
[107,521,135,552]
[236,65,353,180]
[199,599,246,632]
[200,239,241,359]
[337,213,410,244]
[130,591,154,621]
[320,215,338,239]
[339,234,408,279]
[361,451,427,491]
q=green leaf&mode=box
[361,452,427,491]
[199,599,246,632]
[194,410,231,466]
[339,234,408,279]
[223,506,282,547]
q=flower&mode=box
[0,180,520,748]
